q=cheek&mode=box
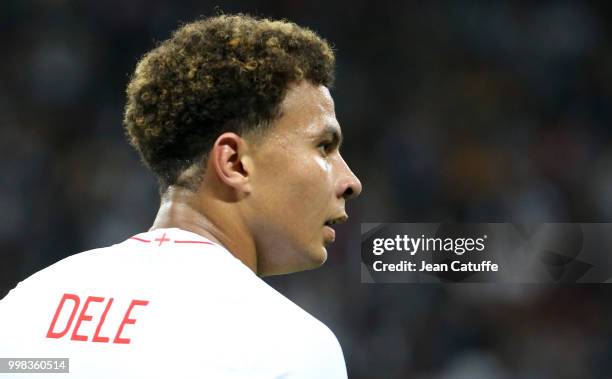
[284,160,334,239]
[252,150,333,220]
[315,155,332,174]
[289,156,332,201]
[276,163,330,217]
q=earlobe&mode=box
[211,133,251,194]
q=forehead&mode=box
[272,81,339,138]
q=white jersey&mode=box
[0,228,347,379]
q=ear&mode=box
[210,132,252,195]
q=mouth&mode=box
[324,213,348,226]
[323,225,336,243]
[323,214,348,243]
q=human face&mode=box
[244,81,362,276]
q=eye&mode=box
[318,141,334,155]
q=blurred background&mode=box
[2,1,612,378]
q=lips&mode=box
[324,214,348,226]
[323,225,336,242]
[323,213,347,243]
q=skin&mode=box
[151,81,362,276]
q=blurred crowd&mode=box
[2,1,612,378]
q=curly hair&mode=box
[123,14,335,191]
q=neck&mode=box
[150,186,258,274]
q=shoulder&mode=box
[227,278,347,377]
[0,229,348,377]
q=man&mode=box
[0,14,361,378]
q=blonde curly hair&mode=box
[123,14,335,191]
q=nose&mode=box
[337,156,362,201]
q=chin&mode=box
[305,246,328,268]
